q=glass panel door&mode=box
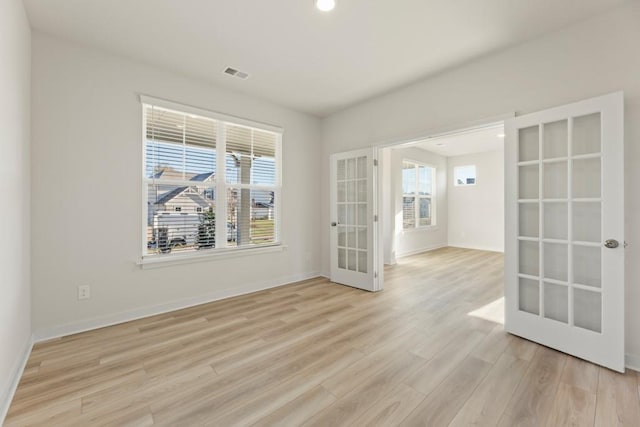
[506,92,624,372]
[330,148,378,291]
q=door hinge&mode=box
[373,159,378,166]
[374,215,378,222]
[374,271,378,278]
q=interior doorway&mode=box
[379,123,506,269]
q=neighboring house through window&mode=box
[454,165,477,186]
[143,97,282,257]
[402,160,435,229]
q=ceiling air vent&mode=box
[224,67,249,80]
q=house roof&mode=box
[154,171,215,205]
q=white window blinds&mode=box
[142,100,281,257]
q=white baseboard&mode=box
[626,353,640,372]
[33,271,321,343]
[447,244,505,253]
[396,244,447,259]
[1,334,33,425]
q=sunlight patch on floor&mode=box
[468,297,504,325]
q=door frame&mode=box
[364,112,515,291]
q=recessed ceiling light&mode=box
[497,133,505,138]
[315,0,336,12]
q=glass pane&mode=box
[346,158,356,179]
[348,249,357,271]
[346,181,356,203]
[519,126,539,162]
[338,248,346,269]
[145,106,217,181]
[357,204,367,226]
[338,205,346,225]
[573,202,601,242]
[147,184,216,254]
[454,165,476,186]
[519,165,539,199]
[573,158,601,198]
[226,124,276,185]
[337,226,346,247]
[574,289,602,332]
[402,162,416,194]
[346,204,356,226]
[337,182,346,203]
[358,251,368,274]
[358,228,367,250]
[519,278,540,315]
[337,159,346,180]
[519,241,539,276]
[543,120,568,159]
[544,282,568,323]
[519,203,539,238]
[226,188,276,246]
[419,198,431,226]
[403,196,416,229]
[543,202,568,240]
[544,243,568,282]
[418,166,433,194]
[357,180,367,202]
[573,113,601,156]
[573,245,601,288]
[544,162,567,199]
[346,227,357,249]
[357,156,366,179]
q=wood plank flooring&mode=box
[6,247,640,426]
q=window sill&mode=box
[137,243,286,269]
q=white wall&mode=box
[0,0,31,420]
[31,33,322,337]
[320,2,640,361]
[385,147,447,261]
[448,150,504,252]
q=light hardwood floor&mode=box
[6,247,640,426]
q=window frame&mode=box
[402,159,436,230]
[140,95,283,263]
[454,164,477,187]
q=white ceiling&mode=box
[23,0,629,116]
[412,125,504,157]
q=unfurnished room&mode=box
[2,0,640,425]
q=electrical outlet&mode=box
[78,285,91,300]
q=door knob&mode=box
[604,239,619,249]
[331,222,337,227]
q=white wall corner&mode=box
[0,334,33,425]
[33,271,321,343]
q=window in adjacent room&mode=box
[454,165,477,186]
[143,98,282,258]
[402,160,435,229]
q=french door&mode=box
[505,92,624,372]
[330,148,380,291]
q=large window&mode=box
[143,99,281,258]
[402,160,435,229]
